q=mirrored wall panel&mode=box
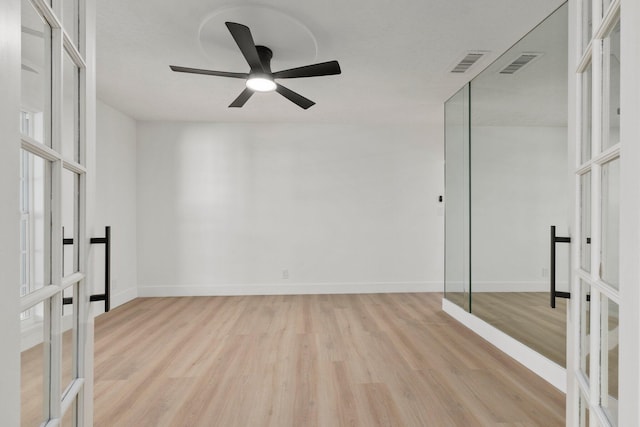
[444,3,569,367]
[444,85,470,311]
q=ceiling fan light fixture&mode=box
[246,76,276,92]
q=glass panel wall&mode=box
[444,85,470,311]
[444,3,569,366]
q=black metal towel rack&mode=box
[62,226,111,312]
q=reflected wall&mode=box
[444,85,470,311]
[444,3,569,366]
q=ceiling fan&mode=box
[170,22,341,110]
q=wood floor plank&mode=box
[77,293,566,426]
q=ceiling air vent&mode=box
[450,51,487,73]
[499,52,542,74]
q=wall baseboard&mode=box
[109,287,138,310]
[446,281,568,292]
[472,281,562,292]
[91,287,138,317]
[442,298,566,393]
[138,281,442,297]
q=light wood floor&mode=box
[24,293,566,426]
[446,292,567,366]
[94,294,564,426]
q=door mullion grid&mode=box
[587,0,604,418]
[585,1,621,425]
[574,0,623,425]
[47,6,65,418]
[75,0,88,423]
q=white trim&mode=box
[577,43,593,73]
[21,135,61,162]
[138,281,442,297]
[470,281,562,293]
[107,287,138,310]
[20,285,59,312]
[442,298,567,393]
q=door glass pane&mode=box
[62,52,80,162]
[581,172,591,272]
[467,3,569,367]
[580,392,591,427]
[62,402,75,427]
[581,65,593,163]
[603,21,620,150]
[601,158,619,288]
[62,286,75,397]
[62,169,79,275]
[582,0,593,51]
[62,0,79,48]
[22,151,50,294]
[600,295,619,425]
[21,302,45,427]
[21,0,51,146]
[444,85,470,311]
[580,281,591,378]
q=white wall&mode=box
[136,121,444,296]
[471,125,569,291]
[95,100,138,308]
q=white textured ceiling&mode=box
[97,0,565,124]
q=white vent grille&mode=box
[499,53,542,74]
[450,52,487,73]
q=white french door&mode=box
[17,0,94,425]
[567,0,640,425]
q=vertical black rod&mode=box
[550,225,556,308]
[105,226,111,312]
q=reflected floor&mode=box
[446,292,566,366]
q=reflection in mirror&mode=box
[444,85,470,311]
[469,3,569,366]
[21,302,45,427]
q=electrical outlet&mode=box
[542,268,549,278]
[282,269,289,279]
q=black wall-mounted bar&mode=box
[62,226,111,312]
[550,225,571,308]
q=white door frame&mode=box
[0,0,24,425]
[568,0,639,425]
[1,0,96,424]
[616,0,640,424]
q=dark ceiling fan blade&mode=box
[169,65,248,79]
[229,88,254,108]
[275,84,315,109]
[225,22,264,72]
[273,60,341,79]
